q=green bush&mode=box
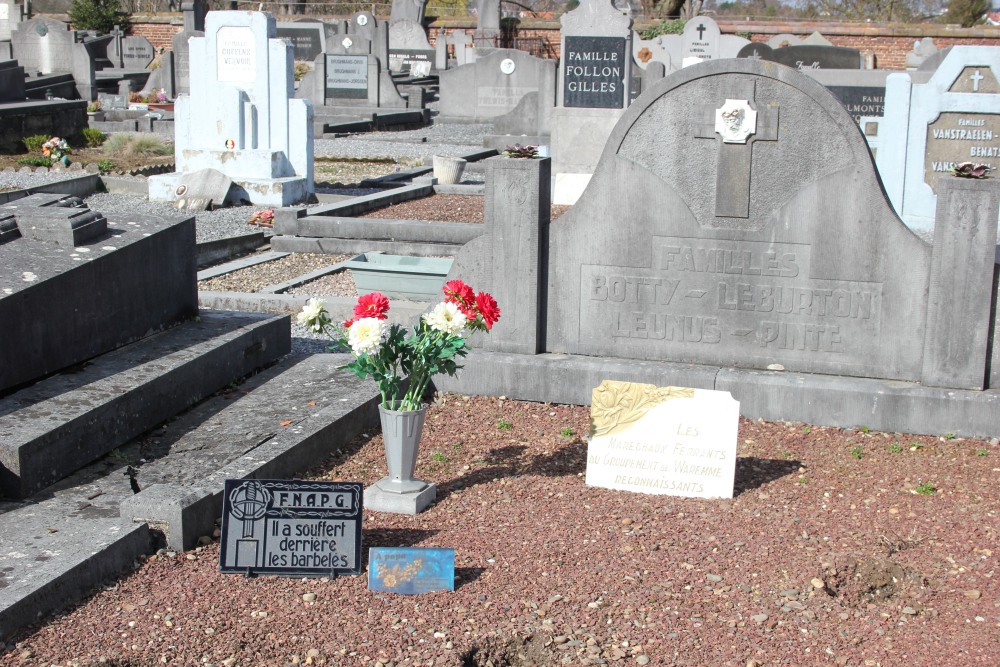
[639,20,686,41]
[17,156,52,167]
[69,0,130,33]
[97,159,117,173]
[83,128,106,148]
[101,133,172,158]
[22,134,50,153]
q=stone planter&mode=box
[363,402,437,514]
[86,111,105,122]
[432,155,467,184]
[344,253,452,301]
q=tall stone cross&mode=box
[693,82,779,218]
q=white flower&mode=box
[348,317,387,355]
[297,298,326,331]
[423,301,467,336]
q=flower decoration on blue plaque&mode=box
[368,547,455,594]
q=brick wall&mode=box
[126,14,1000,70]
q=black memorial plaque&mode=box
[277,24,324,61]
[563,35,626,109]
[325,54,368,100]
[737,43,861,70]
[826,85,885,123]
[219,479,363,576]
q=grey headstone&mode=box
[439,48,555,121]
[390,0,426,24]
[182,0,206,33]
[173,168,233,209]
[171,28,202,95]
[906,37,937,69]
[681,16,720,68]
[474,0,500,46]
[460,60,997,388]
[16,205,107,246]
[920,178,1000,389]
[111,35,155,70]
[0,0,24,42]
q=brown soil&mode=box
[358,194,572,224]
[2,395,996,666]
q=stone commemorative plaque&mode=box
[924,112,1000,194]
[826,86,884,123]
[276,23,323,61]
[109,36,155,70]
[586,381,739,499]
[325,54,368,100]
[562,36,626,109]
[389,49,435,76]
[368,547,455,594]
[219,479,362,576]
[216,26,256,83]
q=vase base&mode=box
[364,478,437,515]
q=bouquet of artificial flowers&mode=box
[41,137,71,165]
[297,280,500,411]
[248,209,275,227]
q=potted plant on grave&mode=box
[147,88,173,113]
[297,281,500,506]
[86,100,104,121]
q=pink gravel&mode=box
[2,395,997,667]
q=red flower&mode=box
[354,292,390,320]
[343,318,355,328]
[474,292,500,330]
[443,280,474,307]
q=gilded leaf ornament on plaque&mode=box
[589,380,694,438]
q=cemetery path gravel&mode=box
[2,396,997,667]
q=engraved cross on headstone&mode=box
[693,82,779,218]
[696,23,706,40]
[110,24,124,68]
[970,69,984,92]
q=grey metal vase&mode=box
[377,402,429,494]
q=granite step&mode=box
[0,311,291,499]
[0,353,379,640]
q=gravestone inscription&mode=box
[562,35,627,108]
[219,479,362,576]
[325,54,368,99]
[681,17,720,68]
[586,381,739,499]
[276,22,324,61]
[826,85,884,123]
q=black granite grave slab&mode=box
[0,212,197,394]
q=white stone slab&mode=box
[585,380,739,499]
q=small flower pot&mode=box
[432,155,467,185]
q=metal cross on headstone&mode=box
[697,23,706,40]
[969,69,984,92]
[693,81,779,218]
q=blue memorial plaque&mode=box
[219,479,363,577]
[368,547,455,594]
